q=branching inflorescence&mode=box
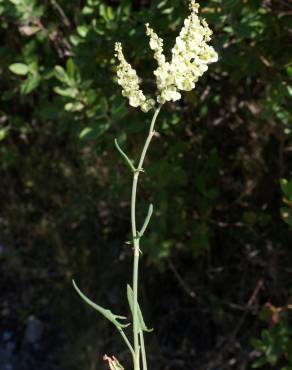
[73,1,218,369]
[115,0,218,108]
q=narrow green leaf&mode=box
[139,204,153,237]
[114,138,136,172]
[9,63,29,76]
[127,285,153,333]
[72,280,129,329]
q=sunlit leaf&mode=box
[9,63,29,76]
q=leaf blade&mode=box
[114,138,136,173]
[9,63,29,76]
[127,284,153,333]
[72,279,129,329]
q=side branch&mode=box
[139,204,153,237]
[115,138,136,173]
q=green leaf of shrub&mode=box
[9,63,29,76]
[281,207,292,226]
[66,59,75,79]
[20,73,41,95]
[79,127,92,139]
[54,86,78,98]
[77,25,88,37]
[0,128,7,141]
[64,102,84,112]
[280,178,292,200]
[54,65,71,84]
[252,356,268,368]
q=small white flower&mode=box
[141,99,156,113]
[162,88,181,102]
[175,37,186,52]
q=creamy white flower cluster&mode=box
[145,24,182,103]
[115,42,155,113]
[115,0,218,111]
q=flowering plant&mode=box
[73,1,218,369]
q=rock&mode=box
[24,316,43,344]
[0,338,15,370]
[0,244,5,255]
[2,331,13,341]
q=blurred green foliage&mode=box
[251,304,292,369]
[0,0,291,369]
[252,320,292,370]
[280,178,292,226]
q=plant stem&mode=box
[118,328,135,358]
[139,331,147,370]
[131,105,162,370]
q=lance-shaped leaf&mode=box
[139,203,153,237]
[114,138,136,173]
[127,285,153,333]
[73,280,129,329]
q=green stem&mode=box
[118,328,135,359]
[131,105,162,370]
[139,331,147,370]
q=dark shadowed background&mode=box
[0,0,291,369]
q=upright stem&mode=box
[131,105,162,370]
[139,331,147,370]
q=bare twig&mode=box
[205,279,264,370]
[51,0,71,28]
[168,259,196,299]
